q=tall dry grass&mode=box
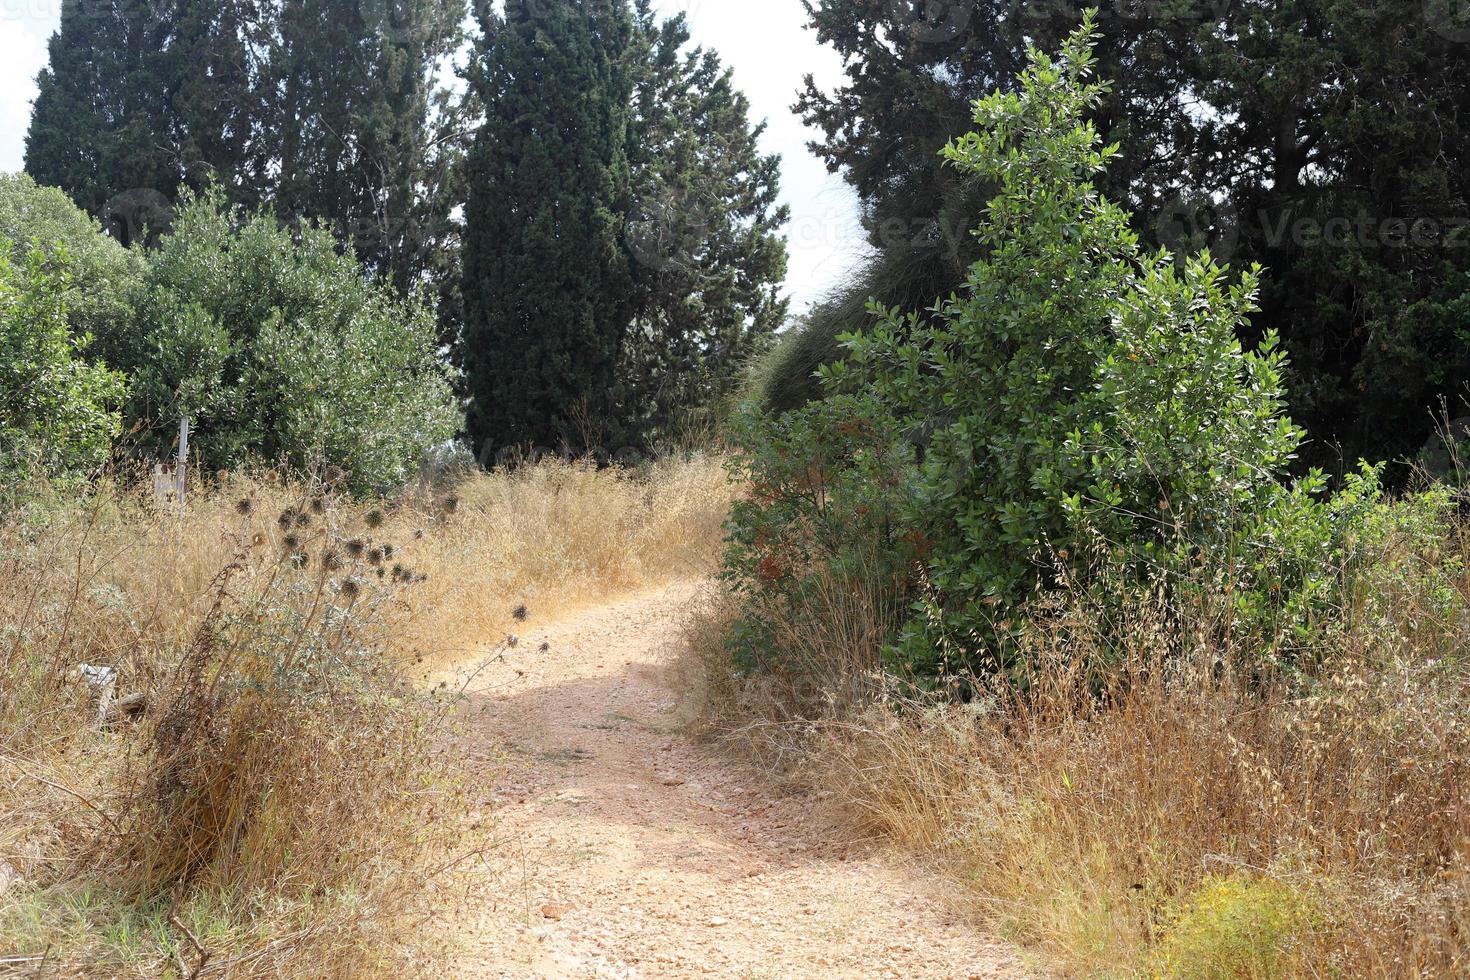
[0,457,732,977]
[691,491,1470,978]
[396,456,732,667]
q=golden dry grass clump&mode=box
[394,455,733,667]
[0,456,732,977]
[691,492,1470,978]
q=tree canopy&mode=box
[793,0,1470,475]
[461,0,788,457]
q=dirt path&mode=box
[443,582,1026,979]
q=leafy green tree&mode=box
[0,243,127,485]
[115,192,461,490]
[620,4,790,444]
[728,21,1377,683]
[841,19,1373,675]
[26,0,465,311]
[0,174,146,356]
[461,0,637,456]
[792,0,1470,475]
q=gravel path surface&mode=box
[444,582,1027,979]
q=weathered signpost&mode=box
[152,417,191,514]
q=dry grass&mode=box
[0,457,732,977]
[396,455,732,668]
[691,493,1470,978]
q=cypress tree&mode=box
[621,2,789,445]
[25,0,261,240]
[267,0,467,294]
[26,0,179,228]
[461,0,790,456]
[461,0,636,458]
[26,0,465,299]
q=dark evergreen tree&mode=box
[25,0,263,243]
[791,1,1470,475]
[266,0,467,294]
[26,0,465,301]
[461,0,789,455]
[621,3,789,444]
[461,0,637,457]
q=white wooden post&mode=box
[176,417,190,514]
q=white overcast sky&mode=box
[0,0,868,313]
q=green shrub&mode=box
[726,19,1380,683]
[722,393,920,682]
[840,19,1384,676]
[0,241,127,487]
[114,191,462,491]
[746,242,971,416]
[0,173,144,355]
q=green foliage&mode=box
[461,0,789,457]
[114,191,461,490]
[721,394,920,676]
[621,4,790,445]
[746,244,959,417]
[266,0,468,296]
[797,0,1470,475]
[0,242,127,486]
[842,21,1380,674]
[728,21,1380,683]
[462,0,637,456]
[25,1,258,229]
[26,1,465,315]
[0,173,145,353]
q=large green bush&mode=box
[0,173,144,354]
[0,242,127,486]
[726,20,1379,683]
[722,393,921,679]
[115,191,461,490]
